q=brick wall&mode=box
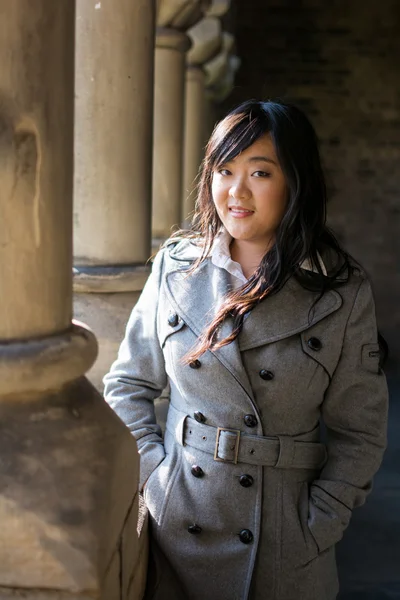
[224,0,400,366]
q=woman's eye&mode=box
[253,170,270,178]
[217,168,231,176]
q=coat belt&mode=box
[166,404,327,470]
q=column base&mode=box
[0,322,97,397]
[73,264,151,294]
[0,376,147,599]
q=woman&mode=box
[103,100,388,600]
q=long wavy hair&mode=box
[175,100,351,363]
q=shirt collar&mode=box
[211,229,328,278]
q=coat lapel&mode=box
[238,277,343,351]
[165,259,255,401]
[164,246,343,399]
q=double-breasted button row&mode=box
[239,474,254,487]
[239,529,254,544]
[188,524,202,534]
[187,524,254,543]
[259,369,274,380]
[307,337,322,351]
[244,414,258,428]
[194,409,256,430]
[189,359,201,369]
[194,410,206,423]
[191,465,204,478]
[167,313,180,327]
[191,467,253,488]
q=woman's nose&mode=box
[229,178,250,200]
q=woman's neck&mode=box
[230,238,272,279]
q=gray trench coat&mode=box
[104,239,388,600]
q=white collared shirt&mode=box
[210,229,327,289]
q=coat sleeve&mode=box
[308,276,389,553]
[103,249,168,491]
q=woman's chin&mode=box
[222,224,253,240]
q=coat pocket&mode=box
[282,480,319,568]
[144,429,182,530]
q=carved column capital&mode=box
[187,16,222,66]
[205,32,240,102]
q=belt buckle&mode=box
[214,427,241,464]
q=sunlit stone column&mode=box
[182,10,226,226]
[182,65,206,226]
[152,28,191,241]
[152,0,212,244]
[0,1,141,598]
[73,5,155,590]
[74,0,156,395]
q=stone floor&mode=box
[337,372,400,599]
[155,372,400,599]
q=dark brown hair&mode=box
[173,100,350,363]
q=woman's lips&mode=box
[228,207,254,218]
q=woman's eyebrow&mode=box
[247,155,277,165]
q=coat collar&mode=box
[166,232,328,277]
[164,243,342,400]
[211,228,328,279]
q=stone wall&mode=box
[224,0,400,366]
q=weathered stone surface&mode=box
[73,265,150,294]
[0,1,74,341]
[0,323,98,397]
[1,1,145,598]
[0,379,140,596]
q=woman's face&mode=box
[211,133,288,249]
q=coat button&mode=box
[168,313,179,327]
[189,359,201,369]
[194,411,206,423]
[188,524,202,534]
[191,465,204,478]
[259,369,274,381]
[244,414,258,428]
[239,529,254,544]
[307,337,322,351]
[239,474,254,488]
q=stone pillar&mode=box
[152,28,191,241]
[73,0,156,393]
[152,1,212,244]
[182,12,224,226]
[0,2,141,599]
[74,0,155,268]
[182,65,206,226]
[73,2,154,587]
